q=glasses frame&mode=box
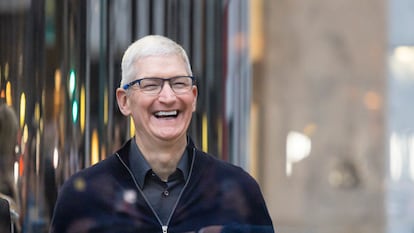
[122,76,196,95]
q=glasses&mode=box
[123,76,195,95]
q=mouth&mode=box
[154,110,179,118]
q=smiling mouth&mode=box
[154,110,178,118]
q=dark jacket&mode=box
[50,137,274,233]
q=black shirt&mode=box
[128,138,189,224]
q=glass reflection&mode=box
[286,131,311,176]
[387,46,414,233]
[1,0,250,231]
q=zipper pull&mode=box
[162,225,168,233]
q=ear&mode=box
[116,88,131,116]
[191,86,198,112]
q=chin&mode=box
[155,130,185,141]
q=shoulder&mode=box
[52,154,127,217]
[50,154,129,232]
[70,154,119,178]
[57,154,124,197]
[193,148,259,186]
[189,149,272,222]
[194,149,246,172]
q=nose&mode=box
[158,81,176,101]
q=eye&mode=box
[171,77,191,88]
[140,79,161,90]
[172,81,188,88]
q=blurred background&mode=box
[1,0,414,232]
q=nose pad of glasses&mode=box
[158,81,176,96]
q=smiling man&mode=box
[50,35,274,233]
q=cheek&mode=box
[131,97,155,118]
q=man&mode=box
[50,35,274,233]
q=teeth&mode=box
[155,110,178,117]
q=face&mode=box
[116,55,197,144]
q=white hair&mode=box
[120,35,193,87]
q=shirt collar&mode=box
[129,137,189,188]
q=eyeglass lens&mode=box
[138,76,193,94]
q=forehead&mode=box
[135,55,188,77]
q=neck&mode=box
[135,136,187,181]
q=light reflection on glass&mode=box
[394,46,414,68]
[19,92,25,127]
[72,101,78,123]
[4,62,9,79]
[387,45,414,233]
[303,123,317,136]
[14,161,19,185]
[202,113,208,152]
[91,129,99,165]
[54,70,61,90]
[80,85,86,133]
[35,129,40,175]
[389,132,414,181]
[389,132,403,181]
[53,147,59,169]
[69,69,76,98]
[363,91,381,110]
[389,46,414,81]
[286,131,311,176]
[34,103,40,124]
[1,0,251,230]
[6,81,12,105]
[22,124,28,153]
[104,86,108,125]
[100,145,107,162]
[217,118,223,161]
[54,70,62,119]
[128,117,134,137]
[409,135,414,181]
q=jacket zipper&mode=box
[116,148,196,233]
